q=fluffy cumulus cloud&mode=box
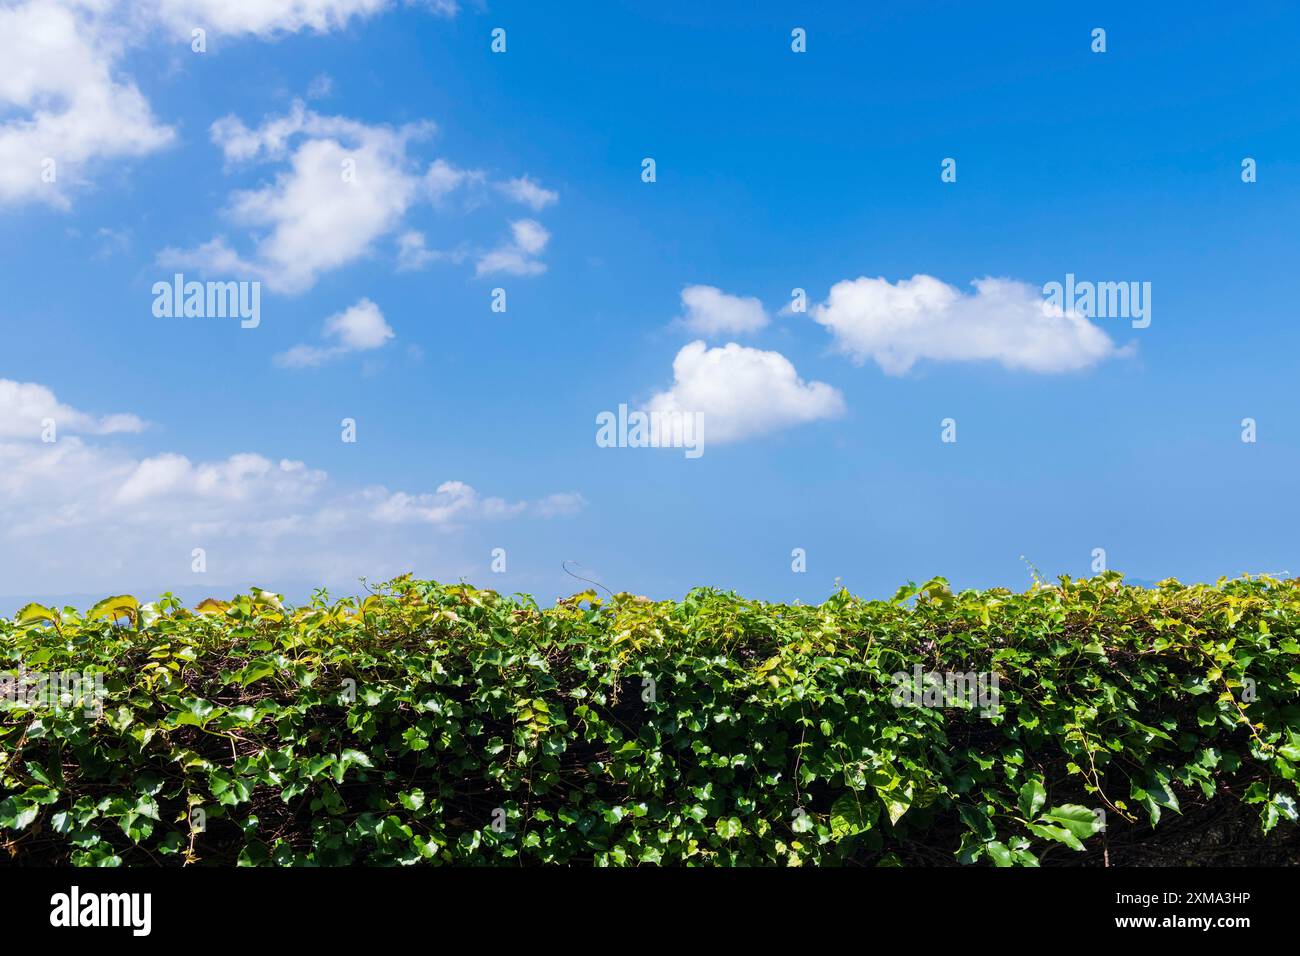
[810,275,1125,375]
[0,378,582,594]
[647,341,844,444]
[274,297,395,368]
[159,104,471,292]
[4,4,554,283]
[114,452,327,507]
[0,0,464,209]
[676,285,768,337]
[476,219,551,277]
[0,380,147,438]
[0,0,175,208]
[369,481,526,524]
[160,103,554,290]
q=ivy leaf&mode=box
[1028,823,1084,851]
[236,659,277,687]
[1018,779,1046,820]
[15,603,58,628]
[1039,804,1099,840]
[0,798,40,831]
[1277,731,1300,762]
[88,595,139,626]
[957,803,997,842]
[830,793,879,839]
[714,817,744,840]
[881,785,913,825]
[1145,771,1181,814]
[1270,792,1297,826]
[171,698,219,728]
[986,841,1015,867]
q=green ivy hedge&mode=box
[2,573,1298,866]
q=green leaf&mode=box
[1277,731,1300,762]
[957,803,997,842]
[986,841,1015,867]
[171,697,219,728]
[1145,771,1181,814]
[882,786,913,825]
[1271,792,1297,823]
[1039,804,1100,840]
[87,595,139,625]
[15,603,58,628]
[714,817,743,839]
[830,793,879,839]
[236,660,277,687]
[0,798,40,831]
[23,785,61,806]
[1028,823,1084,851]
[1017,779,1046,820]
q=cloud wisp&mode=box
[810,274,1127,375]
[0,378,583,593]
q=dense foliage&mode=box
[2,573,1298,866]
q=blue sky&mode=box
[2,0,1299,606]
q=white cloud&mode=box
[810,274,1125,375]
[0,379,147,438]
[394,229,468,271]
[647,341,845,444]
[425,157,482,201]
[4,3,540,286]
[414,0,458,16]
[677,285,768,337]
[325,297,392,349]
[116,452,325,506]
[151,0,457,39]
[162,104,449,292]
[0,0,175,208]
[366,482,587,525]
[533,492,588,518]
[152,0,387,37]
[274,297,394,368]
[495,175,558,211]
[0,378,582,594]
[0,0,464,209]
[395,230,436,270]
[476,219,550,277]
[164,104,527,291]
[369,481,526,524]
